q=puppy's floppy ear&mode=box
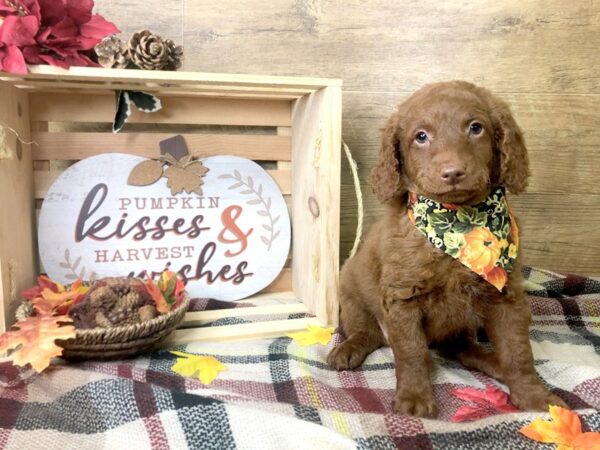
[485,91,530,194]
[369,112,406,203]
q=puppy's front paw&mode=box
[327,340,370,370]
[393,392,438,418]
[510,384,568,411]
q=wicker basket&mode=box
[56,294,190,360]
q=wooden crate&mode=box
[0,66,342,344]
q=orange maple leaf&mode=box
[32,279,89,316]
[520,405,600,450]
[0,315,76,372]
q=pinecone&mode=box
[95,36,130,69]
[128,30,183,71]
[14,300,34,322]
[95,311,113,328]
[129,30,169,70]
[107,291,141,326]
[164,39,183,70]
[138,305,158,322]
[69,277,159,329]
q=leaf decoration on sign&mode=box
[0,315,76,373]
[170,351,227,385]
[218,171,279,250]
[287,325,335,346]
[60,248,97,281]
[113,90,162,133]
[127,159,165,186]
[128,153,209,195]
[520,405,600,450]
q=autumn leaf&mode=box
[145,274,169,314]
[127,159,164,186]
[520,405,600,450]
[21,274,62,301]
[170,351,227,385]
[287,325,335,346]
[158,271,186,308]
[32,279,89,316]
[0,316,76,373]
[451,386,518,422]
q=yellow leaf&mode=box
[0,316,76,372]
[521,406,600,450]
[287,325,335,346]
[170,351,226,385]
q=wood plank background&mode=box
[94,0,600,275]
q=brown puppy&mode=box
[328,81,566,418]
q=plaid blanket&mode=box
[1,267,599,449]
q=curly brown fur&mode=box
[328,81,564,417]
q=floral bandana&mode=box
[407,187,519,291]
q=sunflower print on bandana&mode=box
[407,187,518,291]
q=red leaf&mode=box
[451,405,489,423]
[79,14,119,39]
[49,17,78,38]
[21,45,44,64]
[38,54,69,69]
[4,46,27,74]
[38,0,67,26]
[21,286,42,301]
[38,275,60,292]
[65,0,93,25]
[0,15,39,47]
[452,387,493,407]
[22,0,42,22]
[145,275,169,315]
[74,37,102,51]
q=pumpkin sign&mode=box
[38,152,291,301]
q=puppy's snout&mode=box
[440,166,466,185]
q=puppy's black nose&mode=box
[440,166,466,184]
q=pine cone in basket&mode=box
[95,36,130,69]
[129,30,182,71]
[70,277,157,329]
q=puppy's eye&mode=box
[469,122,483,135]
[415,131,428,144]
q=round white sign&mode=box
[38,153,291,301]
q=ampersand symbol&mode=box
[218,205,253,257]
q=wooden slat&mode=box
[34,168,292,199]
[340,186,600,276]
[182,302,309,327]
[0,81,36,333]
[22,86,305,101]
[32,132,291,161]
[16,81,312,98]
[30,93,292,126]
[237,290,299,304]
[160,317,323,345]
[342,93,600,195]
[1,65,341,89]
[291,87,342,327]
[181,0,599,94]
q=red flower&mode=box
[0,0,119,74]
